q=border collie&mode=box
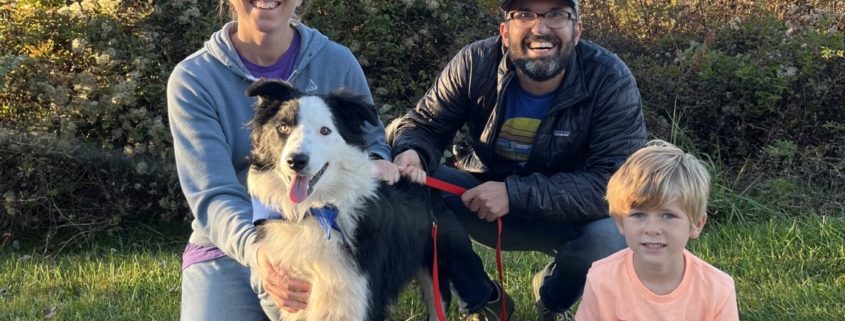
[245,79,448,321]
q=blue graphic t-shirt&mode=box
[494,80,554,168]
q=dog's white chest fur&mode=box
[251,162,377,321]
[258,217,369,321]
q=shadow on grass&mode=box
[4,222,191,257]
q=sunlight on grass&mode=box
[695,218,845,320]
[1,217,843,320]
[0,247,181,320]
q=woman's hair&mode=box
[217,1,234,23]
[217,1,311,24]
[606,140,711,225]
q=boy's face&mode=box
[615,200,707,269]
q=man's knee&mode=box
[579,217,626,257]
[555,217,625,265]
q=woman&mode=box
[167,1,398,320]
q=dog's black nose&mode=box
[287,153,309,171]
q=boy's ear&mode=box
[689,212,708,240]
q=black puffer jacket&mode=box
[392,36,646,223]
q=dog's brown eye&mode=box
[320,127,331,135]
[279,125,291,134]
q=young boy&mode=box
[575,140,739,321]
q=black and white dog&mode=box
[246,79,449,321]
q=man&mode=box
[391,0,646,320]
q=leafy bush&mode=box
[304,0,499,120]
[0,129,184,239]
[581,0,844,53]
[0,0,218,234]
[638,7,843,177]
[629,5,844,218]
[0,0,216,158]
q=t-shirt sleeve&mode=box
[574,273,603,321]
[714,277,740,321]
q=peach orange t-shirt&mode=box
[575,248,738,321]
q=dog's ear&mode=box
[246,78,300,102]
[324,91,379,149]
[325,91,379,128]
[247,79,301,127]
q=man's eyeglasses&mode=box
[506,10,576,29]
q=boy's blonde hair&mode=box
[606,140,710,225]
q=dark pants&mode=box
[432,165,626,312]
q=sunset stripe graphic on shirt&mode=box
[495,117,541,162]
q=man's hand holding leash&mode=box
[394,149,510,221]
[463,181,509,221]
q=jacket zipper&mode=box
[526,95,570,170]
[485,72,515,170]
[287,69,300,82]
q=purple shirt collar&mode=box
[239,30,301,80]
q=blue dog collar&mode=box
[252,197,346,241]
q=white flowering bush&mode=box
[0,0,217,234]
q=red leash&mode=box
[425,177,507,321]
[495,218,506,320]
[430,222,447,321]
[425,176,468,197]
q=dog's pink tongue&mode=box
[289,175,310,204]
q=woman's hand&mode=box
[371,159,401,185]
[257,247,311,313]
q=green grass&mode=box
[2,218,844,321]
[0,224,186,321]
[696,218,845,320]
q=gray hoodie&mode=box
[167,21,390,270]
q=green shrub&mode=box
[0,129,185,237]
[632,6,844,218]
[0,0,216,234]
[304,0,499,120]
[0,0,216,158]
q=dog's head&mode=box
[246,79,379,205]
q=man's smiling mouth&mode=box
[528,41,555,50]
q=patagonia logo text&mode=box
[554,130,571,137]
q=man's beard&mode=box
[511,34,574,81]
